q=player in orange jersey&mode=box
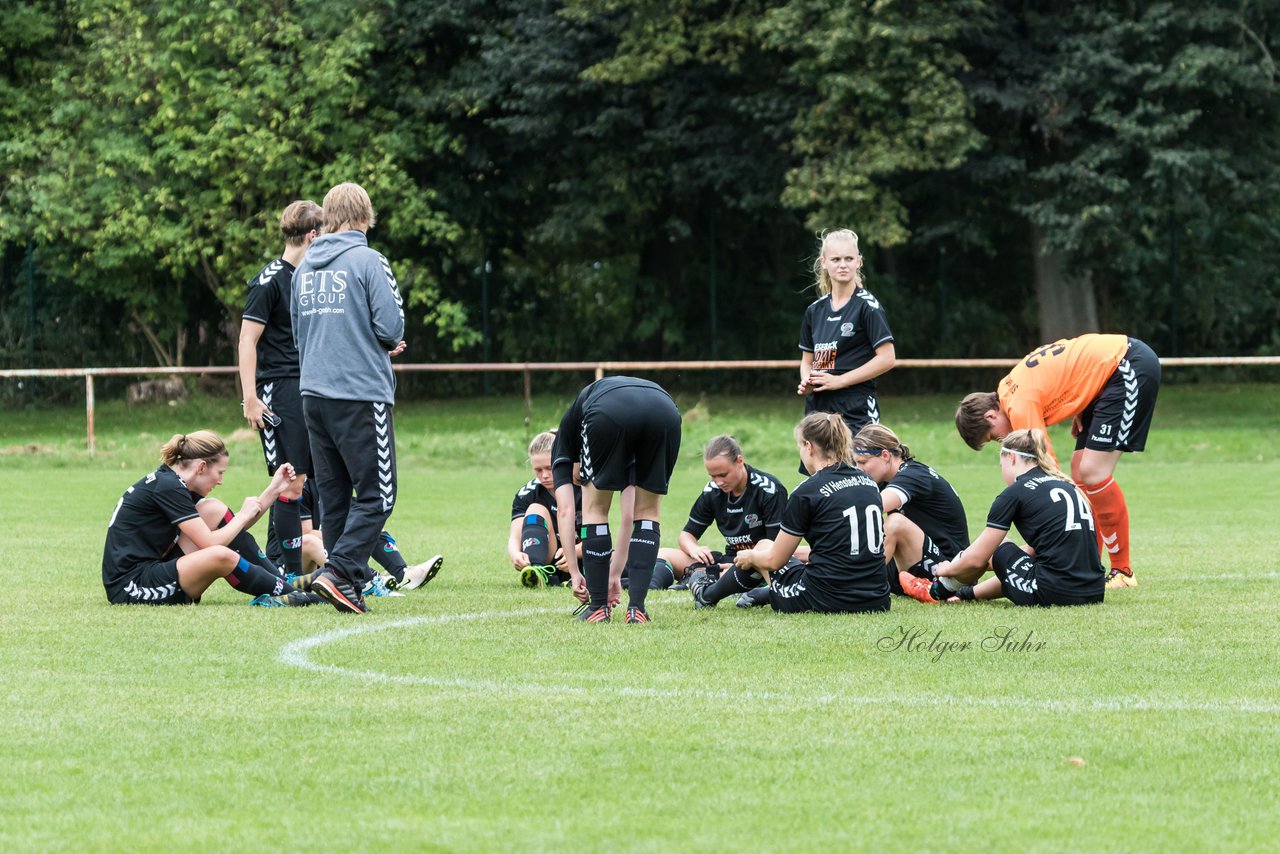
[954,334,1161,589]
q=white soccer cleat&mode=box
[398,554,444,590]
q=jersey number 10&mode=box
[842,504,885,556]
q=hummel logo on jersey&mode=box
[826,315,842,321]
[857,291,881,309]
[257,259,283,287]
[749,472,776,495]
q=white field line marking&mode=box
[278,609,1280,715]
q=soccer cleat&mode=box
[898,571,938,605]
[395,555,444,591]
[250,590,317,607]
[363,574,405,598]
[285,570,317,592]
[736,587,770,608]
[687,569,715,608]
[311,570,369,614]
[578,604,612,623]
[520,565,555,588]
[625,606,650,624]
[1105,568,1137,589]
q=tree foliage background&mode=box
[3,0,1279,397]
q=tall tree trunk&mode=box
[1031,223,1098,343]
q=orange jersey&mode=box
[998,334,1129,458]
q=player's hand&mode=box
[571,462,583,487]
[806,370,838,392]
[933,559,955,578]
[1071,415,1084,437]
[388,340,407,357]
[797,376,812,396]
[734,550,756,570]
[686,545,715,566]
[239,497,263,520]
[243,397,269,430]
[569,571,589,603]
[554,548,569,571]
[607,576,622,607]
[512,552,531,570]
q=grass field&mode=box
[1,384,1278,852]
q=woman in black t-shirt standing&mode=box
[735,413,889,614]
[932,429,1105,607]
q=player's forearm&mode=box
[237,336,259,402]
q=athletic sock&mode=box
[274,496,304,577]
[1084,477,1130,572]
[218,509,282,576]
[957,585,976,601]
[625,520,661,611]
[703,567,759,605]
[370,531,408,585]
[650,559,676,590]
[581,524,612,609]
[226,556,288,597]
[519,514,551,566]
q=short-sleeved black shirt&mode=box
[798,289,893,420]
[683,465,788,554]
[986,469,1105,600]
[102,466,200,587]
[883,460,970,557]
[243,257,300,380]
[511,480,582,536]
[780,462,888,605]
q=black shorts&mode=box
[1075,338,1160,454]
[581,388,681,494]
[800,393,880,473]
[768,563,890,614]
[105,559,192,605]
[258,376,312,476]
[992,541,1102,607]
[902,535,945,580]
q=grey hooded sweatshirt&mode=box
[291,230,405,404]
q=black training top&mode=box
[242,257,300,380]
[798,289,893,419]
[985,468,1105,600]
[102,466,200,586]
[511,480,583,536]
[883,460,971,557]
[780,462,888,605]
[683,465,788,554]
[550,376,673,488]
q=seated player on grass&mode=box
[508,430,582,588]
[930,429,1105,607]
[733,413,890,615]
[851,424,970,605]
[283,478,443,598]
[673,435,798,609]
[102,431,310,606]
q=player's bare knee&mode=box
[197,498,228,525]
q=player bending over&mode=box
[552,376,682,624]
[734,413,890,614]
[955,333,1160,588]
[852,424,970,605]
[931,429,1105,607]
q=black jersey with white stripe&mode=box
[781,462,888,604]
[883,460,970,557]
[511,479,582,535]
[243,257,299,380]
[102,466,200,585]
[986,469,1105,600]
[684,465,788,554]
[798,289,893,412]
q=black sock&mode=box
[217,509,281,576]
[370,531,408,584]
[704,567,759,605]
[625,520,660,610]
[275,496,304,577]
[886,560,904,595]
[520,514,551,566]
[581,524,612,609]
[958,585,976,601]
[649,559,675,589]
[226,556,288,597]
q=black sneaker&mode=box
[311,569,369,614]
[735,587,770,608]
[688,570,715,609]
